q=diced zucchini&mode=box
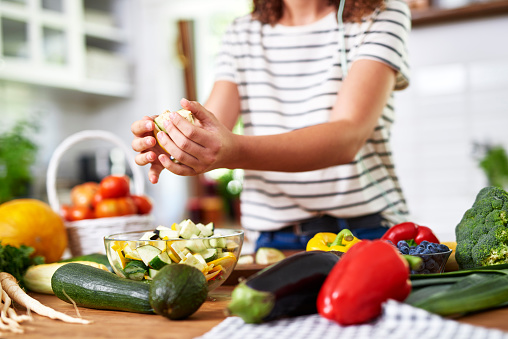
[148,268,159,279]
[209,237,227,248]
[140,231,157,240]
[255,247,285,265]
[185,239,208,253]
[237,255,254,265]
[196,223,213,237]
[193,253,207,265]
[180,252,206,272]
[124,260,148,281]
[226,240,239,251]
[150,241,166,252]
[199,248,219,263]
[178,219,200,239]
[205,222,214,234]
[159,228,179,240]
[123,245,142,261]
[137,245,162,267]
[171,241,190,260]
[156,225,171,231]
[149,251,172,270]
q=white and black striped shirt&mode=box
[215,0,411,231]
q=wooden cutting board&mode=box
[4,287,233,339]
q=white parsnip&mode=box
[0,272,91,326]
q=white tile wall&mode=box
[392,15,508,241]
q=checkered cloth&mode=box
[196,300,508,339]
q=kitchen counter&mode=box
[4,286,508,338]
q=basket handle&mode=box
[46,130,145,213]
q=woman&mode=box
[131,0,412,250]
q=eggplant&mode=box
[226,250,341,323]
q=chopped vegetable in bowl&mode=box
[104,219,244,292]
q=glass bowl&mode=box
[410,249,452,274]
[104,228,244,292]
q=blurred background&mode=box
[1,0,507,242]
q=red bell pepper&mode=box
[316,240,420,325]
[381,222,440,246]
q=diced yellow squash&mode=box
[111,240,128,252]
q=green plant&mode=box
[0,120,38,203]
[478,145,508,188]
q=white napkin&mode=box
[196,300,508,339]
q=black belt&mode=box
[278,213,384,236]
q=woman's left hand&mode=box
[155,98,237,176]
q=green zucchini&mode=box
[51,263,153,314]
[149,264,208,320]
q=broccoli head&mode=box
[455,186,508,269]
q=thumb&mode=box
[180,98,215,126]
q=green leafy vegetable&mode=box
[0,242,44,286]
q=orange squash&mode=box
[0,199,68,263]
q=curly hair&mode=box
[252,0,385,25]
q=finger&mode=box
[148,163,164,184]
[132,135,157,152]
[158,154,196,177]
[180,98,215,125]
[134,150,157,166]
[156,128,200,169]
[163,117,204,157]
[131,118,155,137]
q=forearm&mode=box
[229,119,366,172]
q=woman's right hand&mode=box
[130,116,166,184]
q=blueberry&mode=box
[426,258,438,271]
[427,243,437,251]
[399,247,409,255]
[397,240,408,248]
[422,248,432,255]
[437,244,449,252]
[420,240,429,247]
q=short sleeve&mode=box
[214,21,240,84]
[354,0,411,90]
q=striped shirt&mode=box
[214,0,411,231]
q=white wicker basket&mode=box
[46,130,153,256]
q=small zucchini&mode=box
[51,263,153,314]
[149,264,208,320]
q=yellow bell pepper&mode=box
[306,229,361,252]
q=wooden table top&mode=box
[3,286,508,339]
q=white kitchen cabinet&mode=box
[0,0,132,97]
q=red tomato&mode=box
[71,182,99,208]
[92,191,104,208]
[67,206,95,221]
[95,197,137,218]
[99,175,130,199]
[60,204,71,221]
[131,195,153,215]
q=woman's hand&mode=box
[155,98,237,176]
[130,115,166,184]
